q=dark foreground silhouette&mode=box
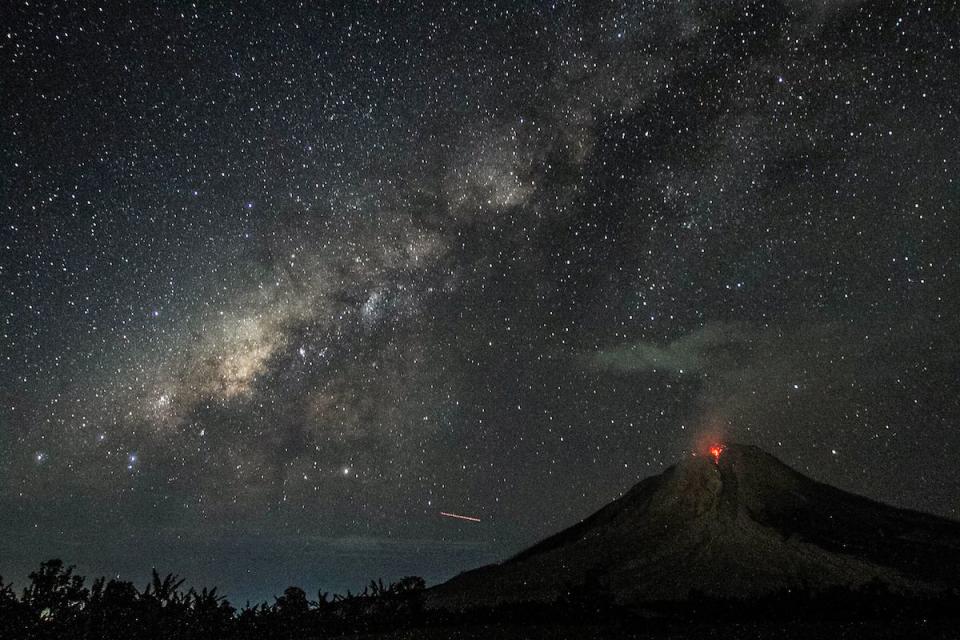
[2,558,960,639]
[429,444,960,610]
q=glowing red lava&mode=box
[709,444,725,464]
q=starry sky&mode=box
[2,0,959,604]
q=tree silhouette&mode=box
[188,586,235,637]
[0,575,29,638]
[5,556,957,638]
[21,559,88,626]
[143,569,186,609]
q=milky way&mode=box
[2,1,958,602]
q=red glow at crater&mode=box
[709,444,725,464]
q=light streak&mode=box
[440,511,481,523]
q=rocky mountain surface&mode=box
[428,444,960,609]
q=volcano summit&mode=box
[428,444,960,609]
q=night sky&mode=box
[2,1,958,604]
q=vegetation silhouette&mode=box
[2,558,959,638]
[1,559,426,639]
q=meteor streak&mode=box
[440,511,481,523]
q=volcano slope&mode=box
[427,444,960,610]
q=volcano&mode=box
[427,444,960,609]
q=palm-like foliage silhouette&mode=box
[5,556,953,638]
[1,558,428,639]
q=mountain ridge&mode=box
[426,443,960,610]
